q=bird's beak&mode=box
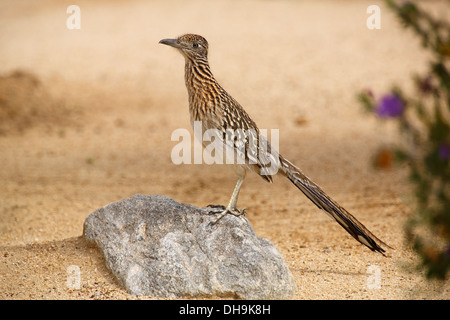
[159,38,180,49]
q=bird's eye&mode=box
[192,43,200,49]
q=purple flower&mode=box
[438,143,450,160]
[376,94,404,118]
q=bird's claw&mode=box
[207,204,226,211]
[207,206,247,225]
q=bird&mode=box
[159,34,391,254]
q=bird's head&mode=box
[159,34,209,61]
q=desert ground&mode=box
[0,0,449,299]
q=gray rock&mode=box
[83,194,297,299]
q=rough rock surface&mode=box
[83,194,297,299]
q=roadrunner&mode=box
[159,34,390,254]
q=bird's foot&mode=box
[207,204,246,225]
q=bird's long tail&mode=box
[278,155,391,254]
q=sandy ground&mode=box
[0,0,449,300]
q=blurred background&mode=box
[0,0,448,299]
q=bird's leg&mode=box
[208,177,246,224]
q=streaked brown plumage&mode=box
[159,34,391,254]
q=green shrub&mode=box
[358,0,450,279]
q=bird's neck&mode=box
[184,58,217,95]
[184,57,223,123]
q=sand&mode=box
[0,0,449,299]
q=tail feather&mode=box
[279,155,391,254]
